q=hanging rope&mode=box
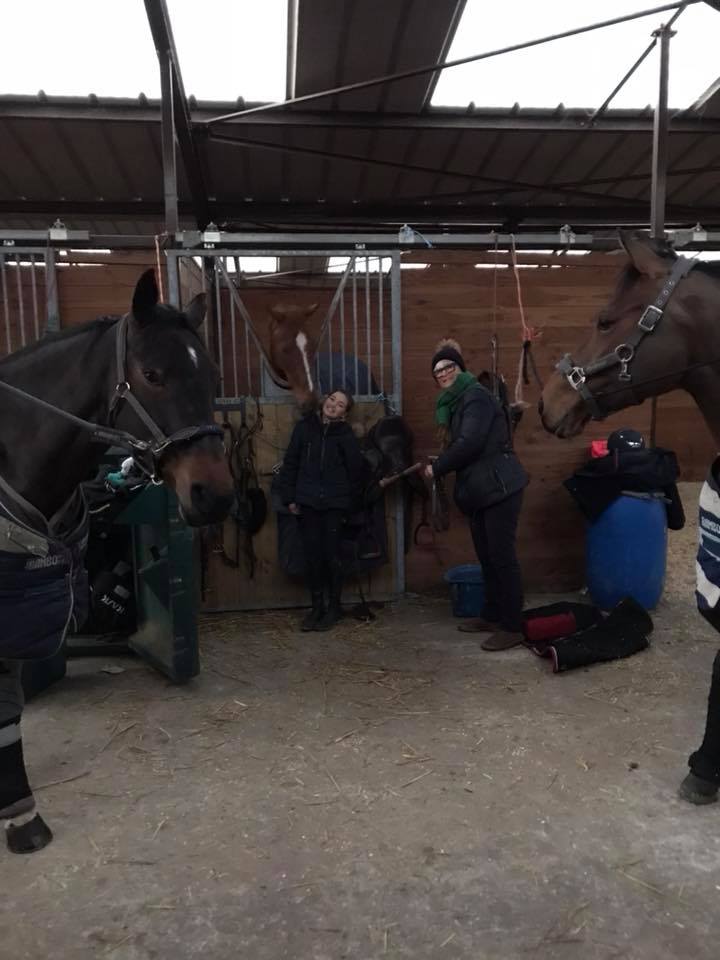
[509,236,544,407]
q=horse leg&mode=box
[680,641,720,804]
[0,661,53,853]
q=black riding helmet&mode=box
[607,428,646,452]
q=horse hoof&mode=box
[6,814,53,854]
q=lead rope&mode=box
[509,236,543,409]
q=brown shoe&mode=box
[481,630,524,651]
[457,618,498,633]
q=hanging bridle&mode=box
[0,315,224,482]
[556,255,696,421]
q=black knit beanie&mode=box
[431,345,466,374]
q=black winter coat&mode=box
[432,383,528,514]
[278,413,365,512]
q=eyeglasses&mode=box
[433,362,456,380]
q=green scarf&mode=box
[435,371,477,426]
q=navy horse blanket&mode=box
[0,484,89,661]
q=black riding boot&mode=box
[316,574,344,632]
[301,592,326,632]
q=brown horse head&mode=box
[268,303,319,410]
[539,231,720,440]
[125,270,235,526]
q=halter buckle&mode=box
[566,366,586,390]
[115,381,131,397]
[638,304,663,332]
[615,343,634,381]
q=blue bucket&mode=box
[443,564,485,618]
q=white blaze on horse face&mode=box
[295,331,314,394]
[187,346,199,369]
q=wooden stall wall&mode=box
[398,251,715,593]
[49,250,716,602]
[56,251,162,327]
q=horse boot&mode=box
[301,592,326,632]
[0,718,53,854]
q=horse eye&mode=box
[142,369,163,386]
[597,313,614,332]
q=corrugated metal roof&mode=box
[0,0,718,234]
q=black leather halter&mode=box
[0,315,223,481]
[108,315,223,476]
[556,255,696,420]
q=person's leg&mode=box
[458,510,502,633]
[316,510,346,631]
[297,507,327,630]
[680,608,720,802]
[480,490,525,651]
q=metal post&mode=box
[390,251,404,595]
[0,255,10,354]
[650,23,675,239]
[365,256,371,396]
[650,22,675,446]
[286,0,299,101]
[45,247,60,332]
[29,253,40,341]
[166,250,180,307]
[160,49,179,235]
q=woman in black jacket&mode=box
[425,341,529,651]
[278,390,364,631]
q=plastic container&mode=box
[586,492,667,611]
[443,564,485,618]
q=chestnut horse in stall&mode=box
[539,230,720,804]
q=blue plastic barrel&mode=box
[586,493,667,611]
[443,564,485,618]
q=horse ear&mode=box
[269,305,288,321]
[184,293,207,331]
[305,303,319,317]
[618,230,675,279]
[131,269,160,323]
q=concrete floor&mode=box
[4,485,720,959]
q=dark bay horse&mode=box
[539,230,720,805]
[0,269,234,853]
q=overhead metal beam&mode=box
[3,98,720,133]
[0,199,714,226]
[144,0,211,229]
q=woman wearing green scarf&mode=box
[425,340,528,650]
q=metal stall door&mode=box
[166,247,405,611]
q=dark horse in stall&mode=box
[539,230,720,805]
[0,270,234,853]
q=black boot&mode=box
[316,573,344,632]
[301,592,325,632]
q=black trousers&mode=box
[469,490,524,633]
[689,606,720,783]
[297,507,346,599]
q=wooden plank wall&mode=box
[50,250,716,599]
[399,251,715,592]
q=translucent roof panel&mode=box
[0,0,287,101]
[432,0,720,111]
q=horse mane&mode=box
[0,315,118,366]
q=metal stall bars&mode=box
[164,246,405,597]
[0,248,57,358]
